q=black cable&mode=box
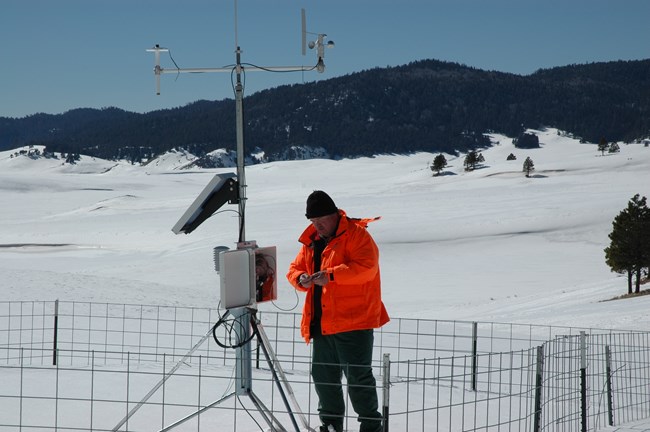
[167,49,181,82]
[241,61,318,74]
[270,288,300,312]
[211,309,257,349]
[236,395,265,430]
[207,208,240,221]
[238,210,245,243]
[208,306,263,430]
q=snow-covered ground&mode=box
[1,128,649,331]
[2,128,650,431]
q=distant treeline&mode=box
[2,58,650,161]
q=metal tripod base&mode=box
[157,309,314,432]
[158,387,287,432]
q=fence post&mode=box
[533,345,544,432]
[605,345,614,426]
[471,321,478,391]
[382,353,390,432]
[20,347,24,429]
[52,299,59,366]
[580,331,587,432]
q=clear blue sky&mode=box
[2,0,649,118]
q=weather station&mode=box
[114,3,335,432]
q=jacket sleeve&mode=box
[328,227,379,286]
[286,245,311,292]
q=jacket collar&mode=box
[298,209,349,246]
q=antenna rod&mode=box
[234,0,239,50]
[301,8,307,56]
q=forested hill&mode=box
[2,58,650,161]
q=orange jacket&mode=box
[286,210,390,342]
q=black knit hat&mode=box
[305,190,338,219]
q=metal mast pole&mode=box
[235,47,246,242]
[232,45,253,395]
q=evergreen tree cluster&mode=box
[597,137,621,155]
[513,133,540,149]
[2,59,650,160]
[463,151,484,171]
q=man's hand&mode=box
[299,271,328,288]
[309,271,328,286]
[298,273,314,288]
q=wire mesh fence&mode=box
[384,348,540,431]
[0,347,317,432]
[1,300,649,431]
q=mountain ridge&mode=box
[2,58,649,161]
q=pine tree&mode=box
[431,154,447,176]
[464,151,483,171]
[604,194,650,294]
[522,157,535,177]
[463,152,476,171]
[598,137,608,156]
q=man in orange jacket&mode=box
[287,191,389,432]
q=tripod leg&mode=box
[113,322,221,432]
[252,318,312,432]
[246,391,289,432]
[157,392,236,432]
[256,324,313,429]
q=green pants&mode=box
[311,329,383,432]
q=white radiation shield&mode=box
[219,249,256,309]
